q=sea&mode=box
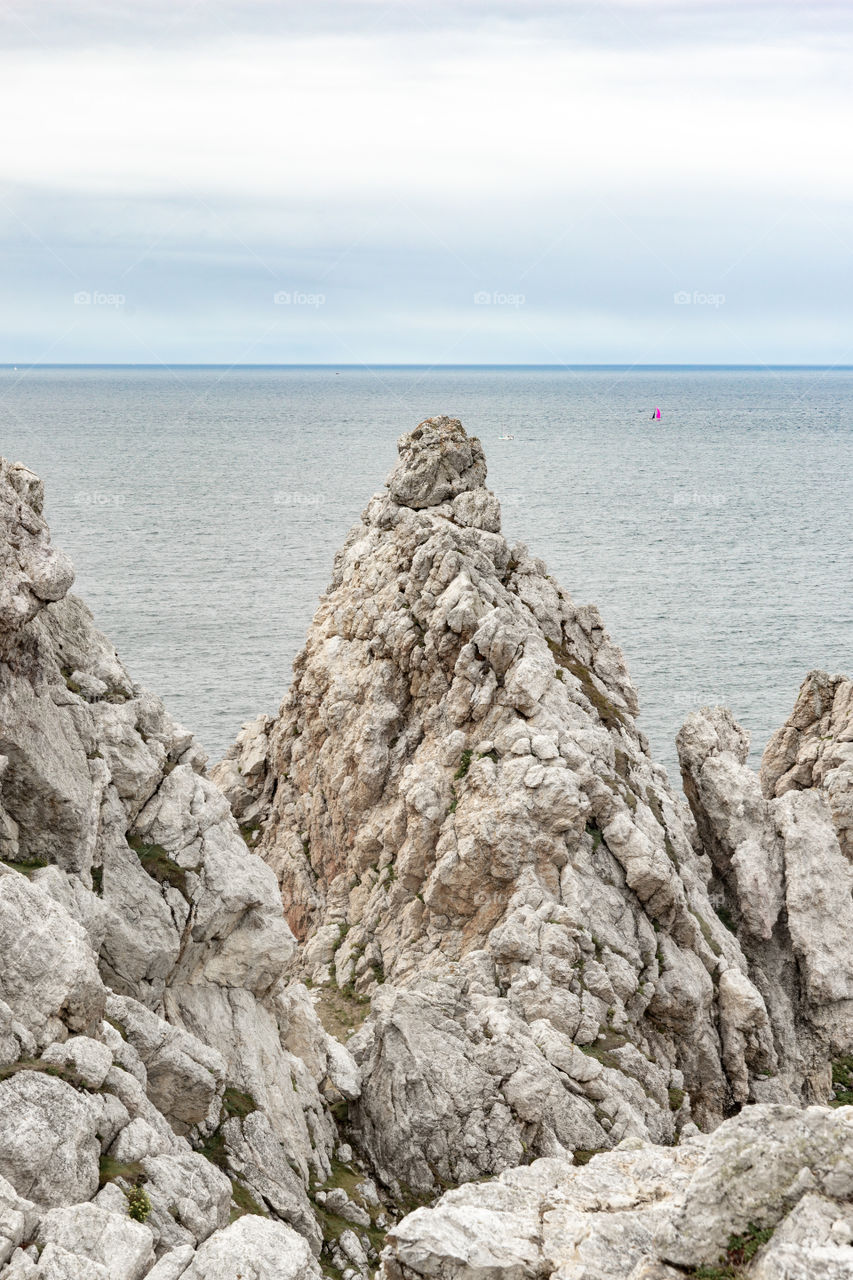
[1,365,851,785]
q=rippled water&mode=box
[1,365,851,783]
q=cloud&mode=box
[0,3,851,362]
[3,0,853,49]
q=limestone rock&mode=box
[0,870,105,1051]
[0,1073,101,1208]
[179,1214,323,1279]
[0,453,358,1263]
[0,1175,38,1268]
[382,1104,853,1280]
[40,1036,112,1090]
[761,670,853,861]
[233,416,835,1194]
[37,1203,155,1279]
[677,703,853,1100]
[105,994,225,1132]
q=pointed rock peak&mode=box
[386,415,488,510]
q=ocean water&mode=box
[1,365,851,785]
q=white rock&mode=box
[0,1073,100,1208]
[38,1203,155,1280]
[40,1037,112,1090]
[0,1174,38,1267]
[180,1215,323,1279]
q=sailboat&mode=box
[652,407,661,420]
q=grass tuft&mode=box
[127,835,191,896]
[454,749,474,780]
[686,1222,775,1277]
[1,856,48,877]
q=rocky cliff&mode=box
[3,417,853,1280]
[216,416,853,1210]
[0,458,375,1278]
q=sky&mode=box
[1,0,852,365]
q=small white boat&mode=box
[499,433,515,440]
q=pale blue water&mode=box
[1,365,851,783]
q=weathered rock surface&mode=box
[382,1103,853,1280]
[678,700,853,1104]
[218,416,853,1199]
[4,424,853,1280]
[0,455,364,1275]
[761,670,853,861]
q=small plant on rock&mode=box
[125,1184,151,1223]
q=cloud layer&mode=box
[1,1,851,363]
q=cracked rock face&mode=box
[761,670,853,862]
[216,416,853,1199]
[380,1103,853,1280]
[0,455,374,1277]
[5,424,853,1280]
[677,698,853,1103]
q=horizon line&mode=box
[2,363,853,372]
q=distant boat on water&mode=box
[652,407,661,419]
[499,432,515,440]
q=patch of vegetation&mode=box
[99,1155,146,1188]
[312,1201,385,1257]
[454,748,474,780]
[105,1014,128,1041]
[312,983,371,1042]
[91,865,104,896]
[127,835,191,897]
[60,666,82,694]
[222,1086,257,1120]
[198,1127,229,1170]
[0,1058,90,1092]
[685,1223,775,1278]
[831,1056,853,1107]
[478,748,499,763]
[313,1157,369,1203]
[585,819,604,852]
[239,824,261,848]
[321,1265,346,1280]
[448,786,458,814]
[580,1032,627,1071]
[715,904,737,934]
[229,1178,267,1221]
[0,856,48,877]
[573,1148,605,1166]
[645,787,679,867]
[125,1184,151,1223]
[691,909,722,958]
[546,640,627,731]
[669,1087,685,1111]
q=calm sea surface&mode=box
[1,366,850,783]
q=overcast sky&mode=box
[1,0,851,364]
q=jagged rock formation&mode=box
[0,457,383,1277]
[761,670,853,860]
[216,416,853,1203]
[5,423,853,1280]
[677,696,853,1109]
[381,1102,853,1279]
